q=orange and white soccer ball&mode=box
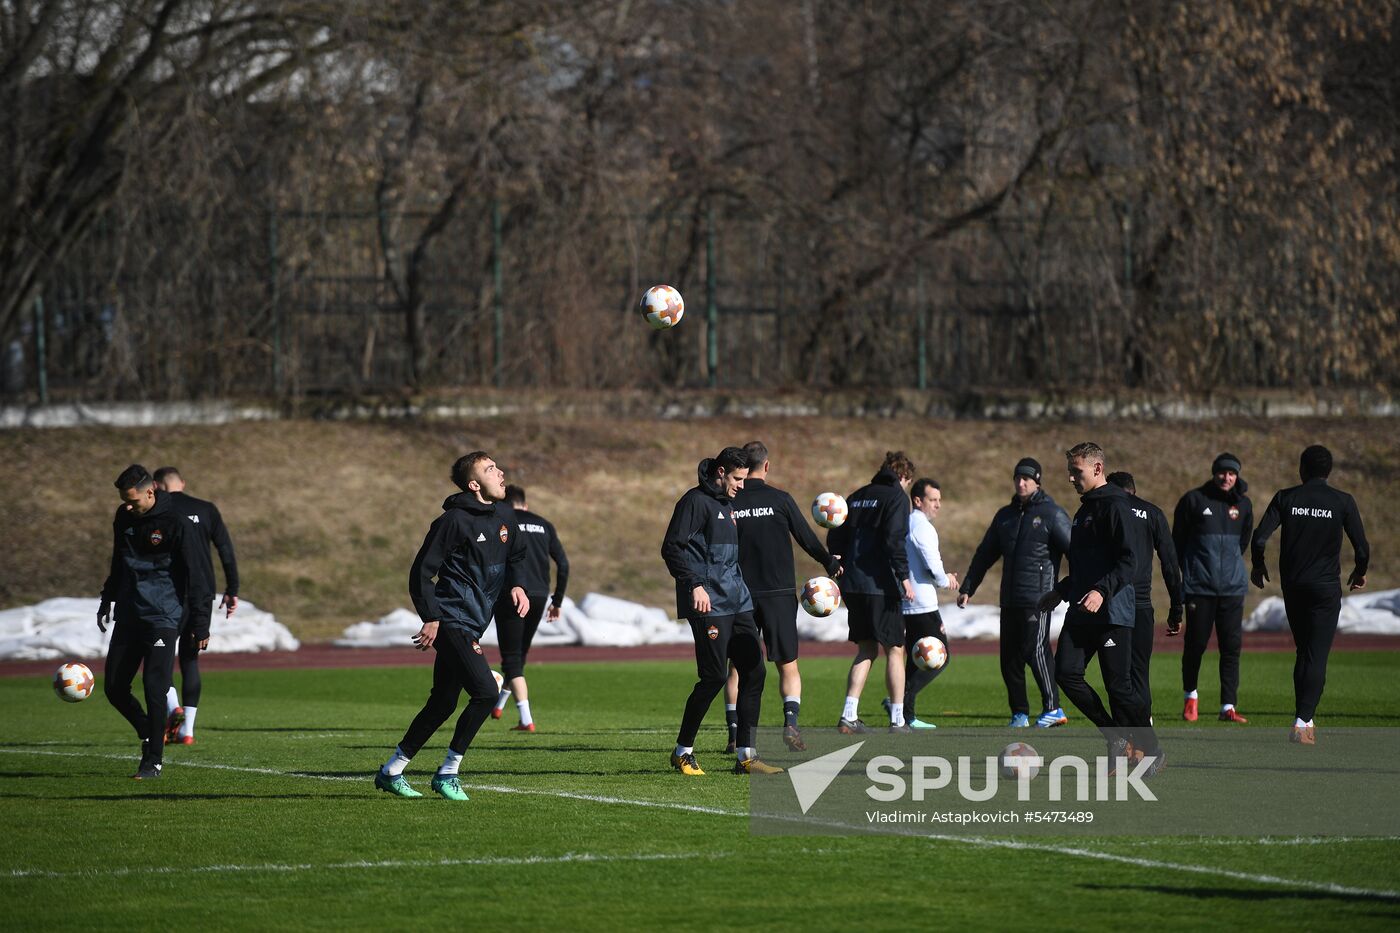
[640,285,684,329]
[800,576,841,617]
[53,662,95,703]
[999,741,1041,779]
[911,635,947,671]
[492,670,505,693]
[811,492,848,528]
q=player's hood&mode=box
[1079,482,1129,504]
[1009,488,1050,511]
[696,459,731,502]
[869,467,902,487]
[116,487,175,527]
[441,491,498,515]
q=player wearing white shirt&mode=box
[892,479,958,729]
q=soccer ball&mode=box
[911,636,947,671]
[811,492,848,528]
[492,670,505,693]
[640,285,684,329]
[800,576,841,617]
[53,662,95,703]
[999,742,1041,780]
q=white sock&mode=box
[516,699,533,727]
[166,686,180,715]
[737,746,756,761]
[180,706,197,737]
[890,702,904,726]
[1221,703,1235,713]
[438,750,463,776]
[494,690,510,712]
[674,744,693,757]
[1305,719,1314,727]
[382,746,412,776]
[1185,690,1198,700]
[842,696,860,721]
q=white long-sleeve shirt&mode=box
[904,509,948,615]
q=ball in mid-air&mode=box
[53,662,95,703]
[911,635,947,671]
[800,576,841,617]
[999,741,1041,779]
[811,492,848,528]
[640,285,684,329]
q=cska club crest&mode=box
[1228,506,1241,521]
[471,640,483,655]
[706,625,719,640]
[149,529,163,546]
[498,524,509,543]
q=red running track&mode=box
[2,631,1395,677]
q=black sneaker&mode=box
[132,760,162,781]
[724,738,737,754]
[782,724,806,751]
[838,718,873,735]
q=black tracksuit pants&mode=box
[903,610,948,724]
[1056,621,1158,753]
[176,599,213,707]
[398,625,498,758]
[1131,607,1155,719]
[677,613,765,749]
[1283,586,1342,722]
[496,590,547,680]
[1181,594,1245,705]
[104,620,179,761]
[1000,605,1059,715]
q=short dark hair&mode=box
[114,464,153,491]
[742,441,768,472]
[911,478,940,502]
[504,484,526,507]
[450,451,493,491]
[882,450,916,481]
[1106,471,1136,495]
[1065,442,1105,466]
[1300,445,1333,480]
[153,466,181,483]
[712,446,748,476]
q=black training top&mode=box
[733,478,840,597]
[1124,493,1184,613]
[960,489,1071,608]
[168,490,239,598]
[409,492,528,637]
[1251,478,1370,592]
[101,489,212,633]
[506,507,569,605]
[827,468,911,598]
[660,459,754,619]
[1057,483,1137,629]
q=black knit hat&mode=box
[1014,457,1042,483]
[1300,445,1332,480]
[1211,452,1242,475]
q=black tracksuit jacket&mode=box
[167,490,239,600]
[509,508,569,605]
[1124,494,1184,612]
[733,478,840,597]
[1057,483,1137,629]
[101,490,212,635]
[827,468,910,598]
[960,489,1072,608]
[409,492,528,637]
[661,459,754,619]
[1251,478,1370,592]
[1173,480,1253,597]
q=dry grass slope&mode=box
[1,416,1394,641]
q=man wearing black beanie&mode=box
[1172,452,1254,724]
[1250,445,1370,745]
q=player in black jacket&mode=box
[828,451,916,733]
[1251,445,1370,745]
[662,448,778,776]
[153,467,239,746]
[1107,472,1184,721]
[98,464,211,780]
[490,484,569,732]
[1173,453,1254,723]
[958,457,1072,728]
[1039,444,1159,766]
[375,452,529,801]
[725,441,841,752]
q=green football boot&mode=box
[431,774,470,801]
[374,770,423,798]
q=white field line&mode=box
[3,747,1398,900]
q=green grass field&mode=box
[4,652,1400,931]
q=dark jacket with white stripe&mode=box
[733,478,840,597]
[661,460,754,619]
[410,493,528,637]
[1173,480,1253,597]
[827,468,911,598]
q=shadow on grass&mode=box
[1079,882,1400,908]
[204,727,382,733]
[0,792,352,801]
